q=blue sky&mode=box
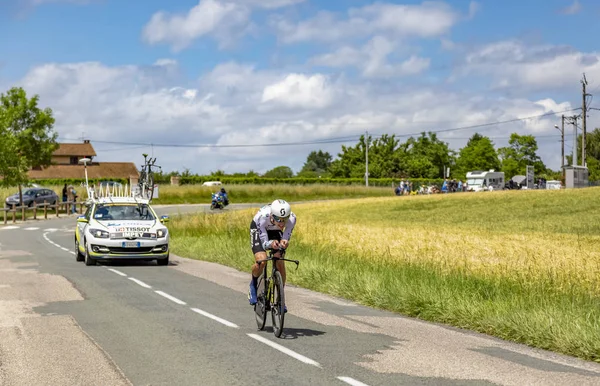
[0,0,598,174]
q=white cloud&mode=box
[261,73,335,109]
[272,1,463,44]
[142,0,251,51]
[8,57,585,175]
[559,0,581,15]
[25,0,93,5]
[454,40,600,91]
[312,36,430,78]
[232,0,306,9]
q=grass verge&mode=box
[1,184,394,206]
[169,188,600,362]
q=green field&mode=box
[167,188,600,363]
[0,184,394,206]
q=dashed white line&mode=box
[337,376,370,386]
[128,277,152,288]
[1,226,20,230]
[247,333,321,367]
[155,290,187,305]
[190,308,239,328]
[24,227,39,230]
[108,268,127,277]
[45,228,58,232]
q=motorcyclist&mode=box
[219,187,229,206]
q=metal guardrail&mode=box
[0,200,87,224]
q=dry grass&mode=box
[168,188,600,361]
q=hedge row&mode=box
[177,176,445,187]
[27,177,446,188]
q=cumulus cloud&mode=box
[452,40,600,91]
[261,73,335,110]
[142,0,251,51]
[272,1,463,44]
[7,57,583,175]
[311,36,430,78]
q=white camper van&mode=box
[465,170,505,192]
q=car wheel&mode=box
[157,253,169,266]
[84,241,96,266]
[75,238,84,262]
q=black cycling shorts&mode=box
[250,220,282,254]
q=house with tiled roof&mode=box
[28,140,139,182]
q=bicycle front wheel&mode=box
[271,271,286,338]
[254,274,267,330]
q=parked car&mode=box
[4,187,59,208]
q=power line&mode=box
[57,108,579,149]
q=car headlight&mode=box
[157,228,168,238]
[89,228,110,238]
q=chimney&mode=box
[84,139,90,144]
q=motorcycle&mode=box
[210,192,225,210]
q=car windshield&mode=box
[93,204,155,221]
[24,190,37,196]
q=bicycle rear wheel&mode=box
[271,271,285,338]
[254,273,267,330]
[147,173,155,200]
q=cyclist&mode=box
[248,199,296,312]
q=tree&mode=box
[498,133,545,177]
[264,166,294,178]
[402,132,455,178]
[454,133,501,179]
[0,87,59,206]
[329,135,369,178]
[300,150,332,175]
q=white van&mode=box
[466,170,505,192]
[202,181,223,187]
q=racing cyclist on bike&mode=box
[248,199,296,312]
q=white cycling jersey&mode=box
[252,204,296,250]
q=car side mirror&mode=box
[160,215,169,223]
[77,216,88,223]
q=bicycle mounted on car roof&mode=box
[138,153,161,202]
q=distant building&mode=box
[28,140,139,183]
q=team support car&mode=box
[74,196,170,266]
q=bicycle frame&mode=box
[138,153,162,201]
[254,247,299,337]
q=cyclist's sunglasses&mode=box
[272,215,287,223]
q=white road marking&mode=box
[128,277,152,288]
[337,377,370,386]
[45,228,58,232]
[155,290,186,305]
[1,226,20,230]
[24,227,39,230]
[190,308,239,328]
[247,334,321,367]
[108,269,127,277]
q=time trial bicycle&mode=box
[254,247,299,338]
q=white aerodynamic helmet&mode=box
[270,199,291,220]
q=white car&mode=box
[75,196,170,266]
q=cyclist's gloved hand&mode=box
[280,239,289,249]
[271,240,280,249]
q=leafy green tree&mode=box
[0,87,58,205]
[498,133,545,177]
[264,166,294,178]
[329,135,369,178]
[402,132,455,178]
[454,133,501,179]
[300,150,332,174]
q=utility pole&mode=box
[555,115,565,177]
[365,130,369,187]
[582,73,589,166]
[566,115,578,166]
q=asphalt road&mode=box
[1,204,600,385]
